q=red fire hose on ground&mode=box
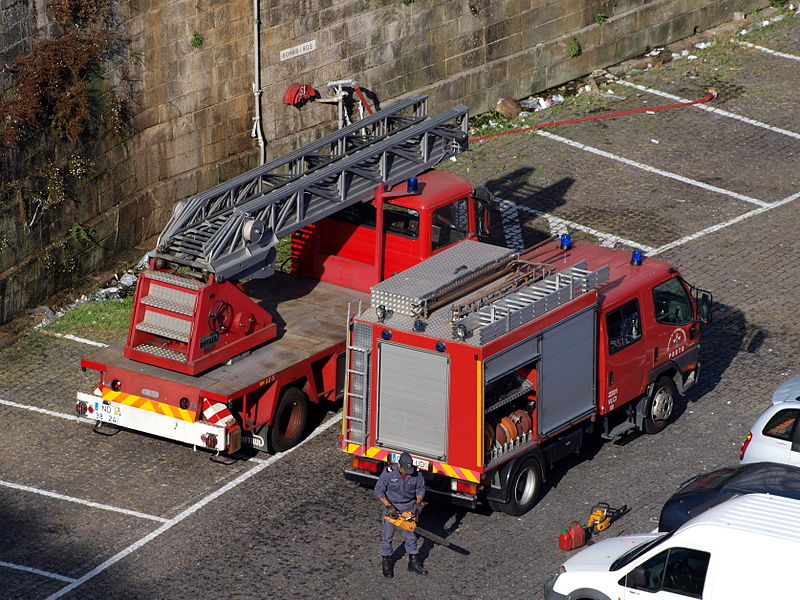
[468,88,718,144]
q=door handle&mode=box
[609,371,614,386]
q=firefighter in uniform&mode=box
[374,452,428,577]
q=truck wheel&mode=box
[269,387,309,452]
[643,376,677,435]
[497,457,542,516]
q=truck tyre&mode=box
[497,456,542,516]
[643,376,677,435]
[269,387,309,452]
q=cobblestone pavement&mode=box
[1,13,799,600]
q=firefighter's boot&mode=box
[408,554,428,575]
[382,556,393,578]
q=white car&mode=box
[739,399,800,465]
[544,494,800,600]
[771,374,800,404]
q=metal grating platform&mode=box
[133,344,189,363]
[145,270,207,290]
[371,241,515,317]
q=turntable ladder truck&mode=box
[342,237,711,515]
[76,94,496,454]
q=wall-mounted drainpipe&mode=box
[251,0,267,165]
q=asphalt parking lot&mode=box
[1,12,799,600]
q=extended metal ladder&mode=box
[155,94,469,281]
[456,261,611,344]
[343,300,370,447]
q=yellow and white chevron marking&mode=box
[102,389,196,422]
[343,443,481,483]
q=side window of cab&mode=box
[607,300,642,354]
[432,198,469,251]
[653,277,693,325]
[623,547,710,598]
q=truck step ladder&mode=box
[343,299,370,447]
[155,95,469,282]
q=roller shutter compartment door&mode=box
[376,342,449,459]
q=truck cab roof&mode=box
[381,169,474,211]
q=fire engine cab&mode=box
[342,235,711,515]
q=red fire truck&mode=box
[342,236,711,515]
[75,95,495,454]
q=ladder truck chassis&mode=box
[76,95,497,455]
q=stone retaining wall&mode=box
[0,0,766,322]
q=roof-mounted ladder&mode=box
[455,261,610,344]
[155,94,469,281]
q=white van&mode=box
[544,493,800,599]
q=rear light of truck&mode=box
[739,432,752,460]
[451,480,478,495]
[75,400,88,415]
[352,458,380,473]
[200,433,218,449]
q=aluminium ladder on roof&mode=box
[154,94,469,281]
[455,261,611,344]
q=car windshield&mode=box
[677,466,741,494]
[725,463,800,498]
[610,532,674,571]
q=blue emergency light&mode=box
[407,177,419,194]
[560,233,572,250]
[630,250,643,266]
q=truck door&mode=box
[648,276,698,366]
[602,298,648,410]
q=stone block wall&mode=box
[0,0,767,323]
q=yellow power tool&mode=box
[587,502,628,532]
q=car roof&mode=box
[772,375,800,404]
[679,494,800,544]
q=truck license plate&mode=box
[389,453,429,470]
[95,402,121,424]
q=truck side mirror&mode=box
[697,292,712,324]
[473,187,493,238]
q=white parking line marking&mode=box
[45,412,342,600]
[0,561,76,583]
[0,398,92,424]
[737,41,800,62]
[499,198,653,251]
[617,80,800,140]
[650,190,800,256]
[0,479,168,523]
[51,333,109,348]
[535,130,770,207]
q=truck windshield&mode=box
[653,277,693,325]
[610,531,674,571]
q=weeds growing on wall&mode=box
[0,0,123,147]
